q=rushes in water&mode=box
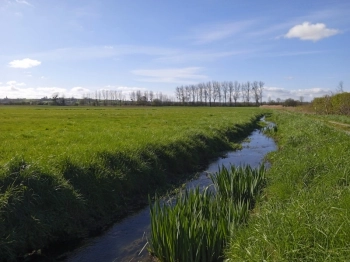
[210,165,266,206]
[149,164,266,262]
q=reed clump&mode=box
[149,165,266,262]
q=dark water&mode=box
[64,121,277,262]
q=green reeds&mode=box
[211,165,266,205]
[149,165,266,262]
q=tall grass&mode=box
[211,165,266,205]
[149,165,266,262]
[0,106,267,261]
[226,111,350,261]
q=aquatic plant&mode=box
[149,164,266,262]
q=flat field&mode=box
[0,106,265,261]
[0,106,262,167]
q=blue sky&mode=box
[1,0,349,101]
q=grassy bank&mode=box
[226,111,350,261]
[0,106,265,261]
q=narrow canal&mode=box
[64,119,277,262]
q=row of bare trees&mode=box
[80,89,173,106]
[175,81,264,106]
[73,80,265,107]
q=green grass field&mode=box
[0,106,262,166]
[226,111,350,261]
[0,106,265,261]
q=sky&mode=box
[0,0,349,102]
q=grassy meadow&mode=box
[226,111,350,261]
[0,106,265,261]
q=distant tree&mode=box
[245,81,251,105]
[284,98,298,107]
[149,91,154,103]
[258,81,264,104]
[233,81,240,106]
[337,81,344,93]
[212,81,220,104]
[52,93,59,105]
[252,81,260,105]
[206,81,213,106]
[299,96,304,103]
[228,81,234,106]
[222,81,228,105]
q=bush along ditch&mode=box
[0,114,264,261]
[148,165,267,262]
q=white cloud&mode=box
[9,58,41,69]
[263,86,331,101]
[284,22,339,41]
[71,86,90,93]
[131,67,207,84]
[0,83,93,99]
[6,80,25,86]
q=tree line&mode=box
[79,80,264,107]
[175,81,264,106]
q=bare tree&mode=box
[233,81,240,106]
[206,81,213,106]
[228,81,234,106]
[198,83,204,104]
[241,82,247,104]
[221,81,228,105]
[245,81,251,105]
[299,96,304,104]
[258,81,264,104]
[129,91,136,104]
[337,81,344,93]
[190,85,196,104]
[252,81,260,105]
[149,91,154,103]
[212,81,221,104]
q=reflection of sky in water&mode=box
[65,127,277,262]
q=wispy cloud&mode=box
[155,49,255,63]
[9,58,41,68]
[131,67,207,84]
[284,22,340,41]
[24,45,178,62]
[188,20,255,44]
[15,0,33,7]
